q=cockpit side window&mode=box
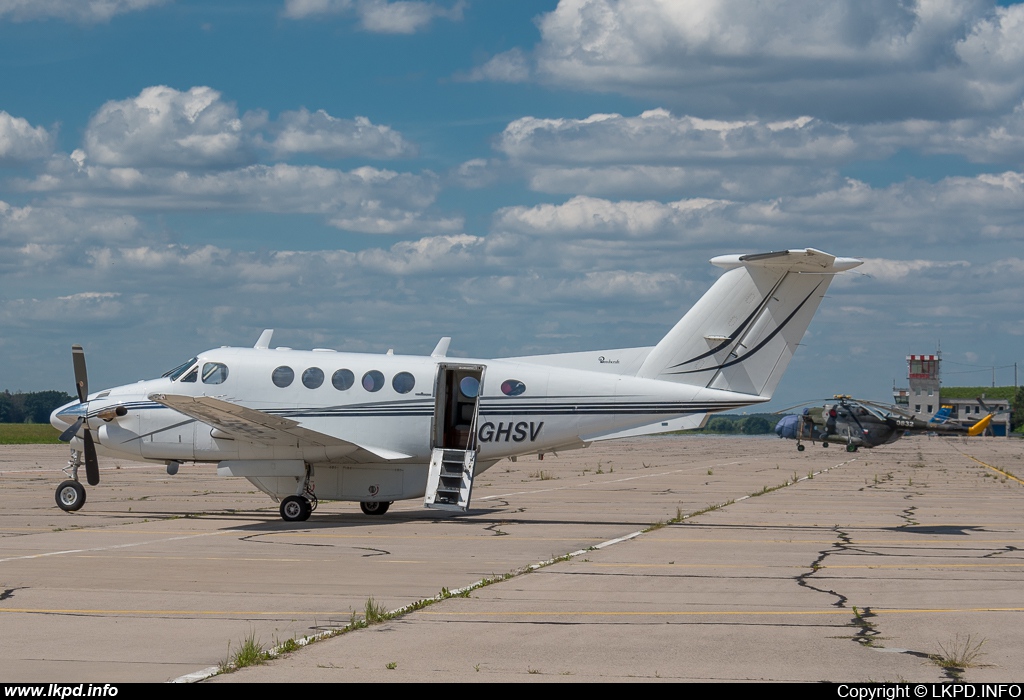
[180,367,198,383]
[201,362,229,385]
[163,357,198,381]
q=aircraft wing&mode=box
[148,393,412,461]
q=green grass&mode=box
[0,423,62,444]
[938,386,1015,401]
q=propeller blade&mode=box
[72,344,89,403]
[83,429,100,486]
[58,416,85,443]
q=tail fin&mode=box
[636,249,861,397]
[929,405,954,425]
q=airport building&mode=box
[893,354,1012,436]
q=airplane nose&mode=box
[51,400,87,430]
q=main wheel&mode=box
[55,480,86,512]
[797,444,805,452]
[280,495,311,522]
[846,444,857,453]
[360,501,390,515]
[822,441,829,448]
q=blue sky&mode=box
[1,0,1022,410]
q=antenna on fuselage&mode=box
[254,329,274,349]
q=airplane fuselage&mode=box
[55,347,762,504]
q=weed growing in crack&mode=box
[931,634,987,680]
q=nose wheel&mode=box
[55,480,87,512]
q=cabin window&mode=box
[332,369,355,391]
[201,363,229,385]
[362,370,385,392]
[500,379,526,396]
[459,376,480,398]
[272,366,294,388]
[392,372,416,394]
[302,367,324,389]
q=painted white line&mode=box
[0,530,236,564]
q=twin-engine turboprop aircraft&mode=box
[51,248,861,521]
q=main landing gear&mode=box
[280,495,314,522]
[360,501,391,515]
[279,464,318,522]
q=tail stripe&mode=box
[662,281,823,377]
[667,276,787,370]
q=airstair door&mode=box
[425,364,484,511]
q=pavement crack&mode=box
[354,547,390,557]
[796,526,850,609]
[0,587,26,601]
[982,545,1020,559]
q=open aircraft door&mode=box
[425,364,485,511]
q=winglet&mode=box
[431,337,451,358]
[254,329,274,349]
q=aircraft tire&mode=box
[360,501,390,516]
[797,444,805,452]
[822,441,829,448]
[55,480,86,512]
[280,495,309,522]
[846,444,857,453]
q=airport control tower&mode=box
[906,354,940,420]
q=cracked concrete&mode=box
[1,437,1021,682]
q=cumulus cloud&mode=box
[0,0,166,23]
[0,111,54,163]
[282,0,464,33]
[269,108,416,159]
[457,48,531,83]
[493,172,1024,246]
[82,86,258,170]
[22,160,458,234]
[529,0,1024,121]
[499,110,862,165]
[13,86,444,234]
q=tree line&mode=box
[0,391,74,424]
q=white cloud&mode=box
[499,110,861,164]
[83,86,257,169]
[494,195,729,239]
[0,0,166,23]
[270,109,416,159]
[13,86,445,234]
[457,48,531,83]
[529,0,1024,121]
[22,160,458,234]
[0,111,54,163]
[282,0,464,33]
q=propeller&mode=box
[60,344,100,486]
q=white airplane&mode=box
[50,248,861,521]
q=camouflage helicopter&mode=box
[774,395,994,452]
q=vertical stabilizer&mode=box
[636,249,861,398]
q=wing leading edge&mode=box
[148,393,412,461]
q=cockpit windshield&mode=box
[162,357,198,381]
